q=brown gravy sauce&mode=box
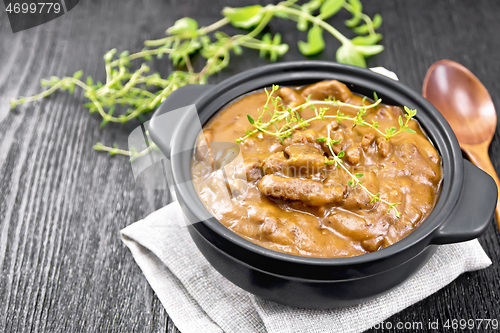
[191,80,443,258]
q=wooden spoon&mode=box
[422,59,500,230]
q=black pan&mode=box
[149,61,496,308]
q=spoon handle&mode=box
[461,141,500,230]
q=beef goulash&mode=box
[191,80,443,258]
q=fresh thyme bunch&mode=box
[10,0,383,159]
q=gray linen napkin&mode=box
[121,201,492,333]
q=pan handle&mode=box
[430,159,496,245]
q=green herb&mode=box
[237,86,417,219]
[9,0,383,157]
[298,25,325,56]
[93,141,158,162]
[247,114,255,124]
[236,84,416,144]
[383,106,418,139]
[369,192,380,203]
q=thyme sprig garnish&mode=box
[237,87,418,144]
[322,125,402,218]
[236,86,383,144]
[384,106,417,138]
[10,0,383,157]
[237,85,419,218]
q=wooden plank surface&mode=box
[0,0,499,332]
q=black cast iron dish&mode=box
[149,61,496,309]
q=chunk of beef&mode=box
[260,217,278,235]
[361,236,384,252]
[301,80,351,102]
[244,157,263,182]
[258,174,345,206]
[323,168,349,187]
[284,144,326,174]
[397,142,439,183]
[326,212,384,241]
[261,152,288,175]
[376,137,391,157]
[329,121,339,131]
[284,129,321,148]
[345,145,361,165]
[195,130,213,161]
[278,87,306,108]
[360,133,375,150]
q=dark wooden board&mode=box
[0,0,498,332]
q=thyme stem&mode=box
[270,5,351,45]
[237,87,383,144]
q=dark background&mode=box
[0,0,499,332]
